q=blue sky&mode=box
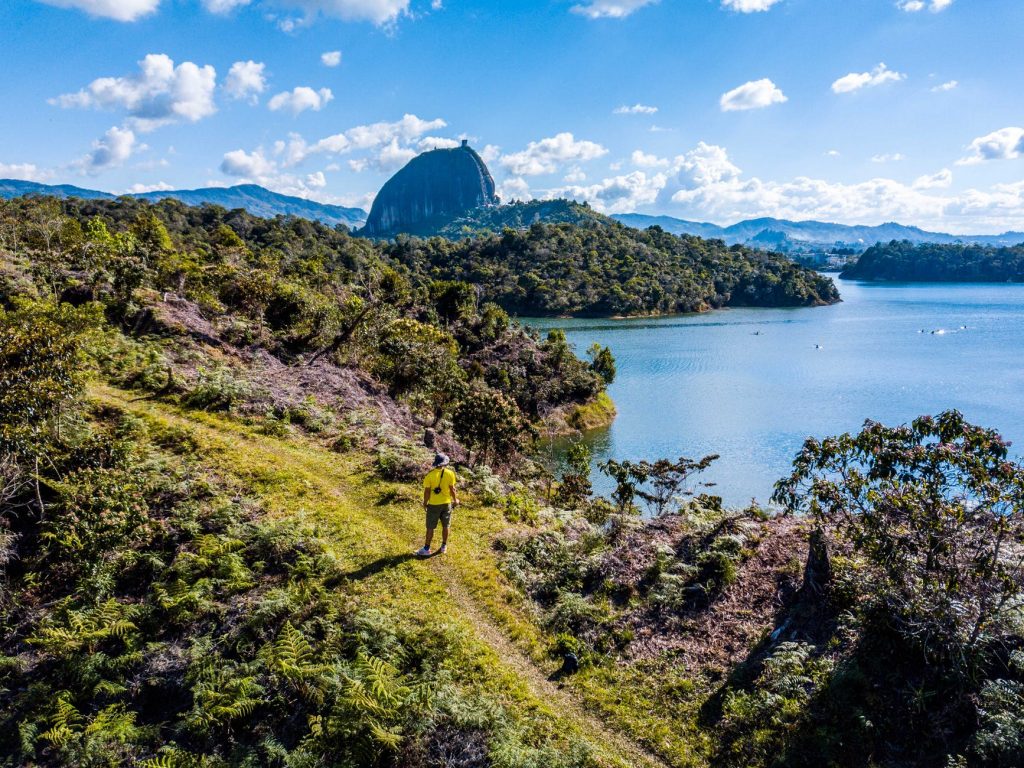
[2,0,1023,232]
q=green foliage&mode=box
[842,239,1024,282]
[600,454,719,516]
[774,411,1024,661]
[586,343,616,385]
[453,383,529,466]
[0,298,102,455]
[385,212,840,317]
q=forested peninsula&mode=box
[842,239,1024,282]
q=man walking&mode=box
[416,453,459,557]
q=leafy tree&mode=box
[452,383,528,466]
[555,441,592,508]
[587,343,616,385]
[601,454,719,516]
[774,411,1024,660]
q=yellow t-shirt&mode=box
[423,467,458,505]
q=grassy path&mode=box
[99,386,672,768]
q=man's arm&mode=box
[423,485,431,507]
[450,477,459,506]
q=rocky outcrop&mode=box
[361,141,498,237]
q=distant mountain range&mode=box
[5,177,1023,249]
[0,179,367,229]
[611,213,1024,249]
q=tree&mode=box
[587,343,616,385]
[452,383,528,466]
[773,411,1024,659]
[601,454,718,516]
[555,441,592,508]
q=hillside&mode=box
[3,194,1024,768]
[385,211,841,316]
[841,239,1024,281]
[614,212,1024,250]
[0,179,367,229]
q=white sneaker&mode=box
[437,544,447,555]
[415,546,431,557]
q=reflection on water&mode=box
[526,279,1024,507]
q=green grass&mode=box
[95,385,682,768]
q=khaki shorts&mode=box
[425,503,453,530]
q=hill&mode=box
[0,178,367,229]
[360,142,498,237]
[385,210,840,316]
[841,239,1024,281]
[613,212,1024,250]
[3,192,1022,768]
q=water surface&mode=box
[526,279,1024,507]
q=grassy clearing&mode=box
[96,385,675,768]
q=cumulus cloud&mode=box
[931,80,958,92]
[631,150,670,168]
[552,171,667,214]
[289,114,447,163]
[721,0,783,12]
[499,133,608,176]
[77,126,138,174]
[221,147,276,177]
[416,136,462,150]
[913,168,953,190]
[871,153,905,163]
[321,50,342,67]
[0,162,51,182]
[53,53,217,132]
[267,86,333,114]
[570,0,657,19]
[899,0,953,12]
[498,177,532,202]
[957,127,1024,165]
[126,181,174,193]
[831,63,905,94]
[225,60,266,103]
[614,103,658,115]
[720,78,787,111]
[36,0,161,21]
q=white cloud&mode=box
[0,162,51,182]
[913,168,953,190]
[270,0,409,26]
[631,150,670,168]
[267,86,333,114]
[957,127,1024,165]
[825,150,841,157]
[552,170,667,214]
[126,181,174,193]
[78,126,138,174]
[499,133,608,176]
[225,60,266,103]
[416,136,461,150]
[570,0,657,19]
[931,80,958,92]
[720,78,787,112]
[202,0,251,11]
[721,0,783,12]
[564,168,587,183]
[498,177,532,202]
[53,53,217,132]
[614,103,658,115]
[321,50,342,67]
[480,144,501,164]
[221,147,276,177]
[899,0,953,12]
[831,63,906,94]
[36,0,161,22]
[871,153,905,163]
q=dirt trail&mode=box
[103,389,672,768]
[435,565,671,768]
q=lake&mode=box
[525,279,1024,508]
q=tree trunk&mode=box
[803,526,832,597]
